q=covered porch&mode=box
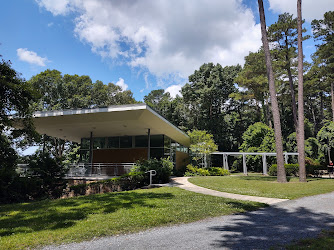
[32,104,190,178]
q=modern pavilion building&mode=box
[30,104,190,178]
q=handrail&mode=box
[66,162,135,177]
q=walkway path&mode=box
[171,177,288,205]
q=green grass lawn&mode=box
[0,187,265,249]
[189,176,334,199]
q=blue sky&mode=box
[0,0,332,102]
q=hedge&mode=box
[184,165,230,176]
[269,163,324,176]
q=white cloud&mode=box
[268,0,333,22]
[37,0,262,78]
[47,22,54,27]
[17,48,48,66]
[165,84,183,98]
[115,77,128,91]
[36,0,72,16]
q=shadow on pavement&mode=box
[208,204,334,249]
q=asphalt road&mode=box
[44,191,334,250]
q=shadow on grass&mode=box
[238,176,292,182]
[0,191,173,236]
[208,203,334,249]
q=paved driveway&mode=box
[45,191,334,249]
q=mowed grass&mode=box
[189,176,334,199]
[0,187,265,249]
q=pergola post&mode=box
[225,154,229,170]
[147,128,151,160]
[222,154,226,169]
[242,153,247,175]
[284,153,288,164]
[262,154,268,175]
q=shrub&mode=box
[135,158,173,183]
[27,152,67,199]
[269,164,299,176]
[305,157,324,175]
[208,167,230,176]
[269,160,326,177]
[184,164,229,176]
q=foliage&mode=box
[144,89,173,117]
[238,122,275,172]
[184,164,210,176]
[269,161,323,176]
[0,187,264,249]
[208,167,230,176]
[181,63,242,150]
[269,164,299,176]
[286,132,323,162]
[0,57,37,131]
[184,164,229,176]
[317,121,334,162]
[0,57,38,203]
[187,130,218,168]
[26,152,67,199]
[135,158,173,183]
[0,133,20,203]
[312,11,334,87]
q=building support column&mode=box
[243,153,247,175]
[89,131,93,164]
[147,128,151,160]
[262,154,268,175]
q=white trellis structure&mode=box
[211,152,299,175]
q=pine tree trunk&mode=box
[331,82,334,122]
[320,92,324,122]
[258,0,287,183]
[286,53,298,130]
[297,0,306,182]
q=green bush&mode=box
[269,164,299,176]
[27,152,67,199]
[208,167,230,176]
[305,157,324,175]
[269,160,326,177]
[135,158,173,183]
[184,164,229,176]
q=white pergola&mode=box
[211,152,299,175]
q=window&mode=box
[135,135,148,147]
[120,136,132,148]
[107,137,119,148]
[93,137,106,149]
[150,135,164,147]
[81,138,90,149]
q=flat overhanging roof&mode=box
[32,104,190,147]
